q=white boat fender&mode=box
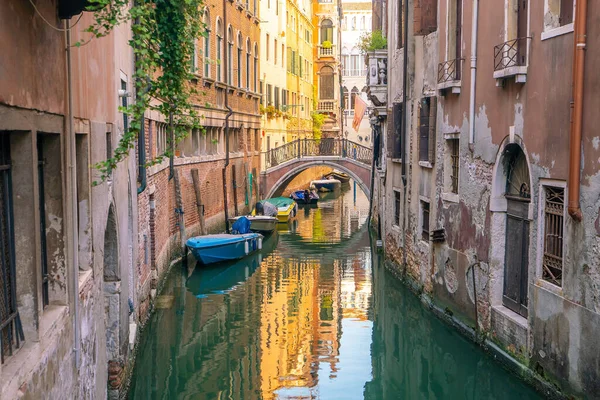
[244,240,249,255]
[258,237,263,250]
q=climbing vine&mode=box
[78,0,205,183]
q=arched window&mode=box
[253,43,259,92]
[237,32,243,87]
[246,38,251,90]
[319,66,334,99]
[203,10,211,78]
[227,25,234,85]
[320,19,333,44]
[351,16,356,30]
[342,86,349,110]
[216,18,223,81]
[351,86,359,110]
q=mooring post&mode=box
[191,169,207,235]
[232,164,239,216]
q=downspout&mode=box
[568,0,587,221]
[401,0,409,273]
[65,20,80,367]
[137,117,147,194]
[223,0,232,233]
[468,0,479,145]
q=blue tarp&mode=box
[231,216,251,234]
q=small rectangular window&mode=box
[392,103,402,159]
[419,97,437,163]
[449,139,459,194]
[542,186,565,286]
[421,201,430,241]
[394,191,401,226]
[274,39,278,64]
[266,34,270,61]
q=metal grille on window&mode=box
[0,135,24,364]
[450,139,459,193]
[394,191,400,226]
[542,187,564,286]
[421,201,430,241]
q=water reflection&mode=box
[128,183,540,400]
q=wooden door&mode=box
[503,198,529,317]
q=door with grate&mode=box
[503,198,529,317]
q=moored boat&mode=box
[324,171,350,184]
[310,178,341,192]
[186,233,263,265]
[228,215,278,234]
[290,189,319,205]
[259,197,298,223]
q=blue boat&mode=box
[186,233,263,265]
[290,189,319,205]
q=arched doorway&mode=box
[498,143,531,317]
[103,204,122,362]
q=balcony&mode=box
[318,45,336,59]
[493,37,530,85]
[366,49,387,112]
[317,100,336,112]
[437,58,463,94]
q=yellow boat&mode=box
[254,197,297,223]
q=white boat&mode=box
[310,178,341,192]
[229,215,278,234]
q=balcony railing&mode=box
[318,45,336,58]
[494,37,529,71]
[317,100,336,112]
[438,58,462,83]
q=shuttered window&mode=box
[419,97,437,163]
[319,66,334,99]
[414,0,438,35]
[392,103,402,158]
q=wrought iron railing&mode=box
[438,58,462,83]
[494,37,529,71]
[264,138,373,169]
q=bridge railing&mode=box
[263,138,372,170]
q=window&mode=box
[418,97,437,163]
[281,44,285,67]
[320,19,333,44]
[291,50,297,74]
[421,201,430,241]
[227,26,234,85]
[351,16,356,30]
[237,33,243,87]
[121,79,128,133]
[299,56,303,77]
[204,10,211,78]
[274,39,278,65]
[157,122,168,155]
[216,19,223,81]
[449,139,459,194]
[351,87,359,110]
[266,84,273,105]
[191,39,197,74]
[542,186,565,286]
[447,0,462,68]
[394,190,401,226]
[246,39,251,89]
[1,135,22,363]
[274,87,280,109]
[266,33,270,61]
[392,103,402,158]
[254,43,258,91]
[559,0,573,26]
[397,0,404,49]
[319,66,334,99]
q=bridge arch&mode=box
[265,160,371,199]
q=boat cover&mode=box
[186,233,254,249]
[232,216,251,234]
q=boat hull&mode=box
[229,216,278,234]
[311,179,341,192]
[186,233,263,265]
[324,172,350,184]
[290,190,319,205]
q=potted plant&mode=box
[322,40,332,49]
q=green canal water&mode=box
[128,183,541,400]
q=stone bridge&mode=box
[260,138,372,198]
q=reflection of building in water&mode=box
[258,254,342,397]
[340,252,372,320]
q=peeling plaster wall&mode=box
[374,0,600,397]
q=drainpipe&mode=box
[137,117,147,194]
[401,0,409,273]
[222,0,232,233]
[568,0,587,221]
[65,20,81,367]
[468,0,479,145]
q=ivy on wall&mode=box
[79,0,205,183]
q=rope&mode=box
[29,0,84,32]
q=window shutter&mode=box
[392,103,402,158]
[559,0,573,26]
[414,0,438,36]
[428,97,437,163]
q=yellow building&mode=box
[312,0,342,138]
[286,0,315,142]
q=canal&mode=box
[128,181,541,399]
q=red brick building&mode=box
[136,0,263,319]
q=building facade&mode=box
[340,0,372,147]
[0,1,137,398]
[313,0,343,138]
[370,0,600,398]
